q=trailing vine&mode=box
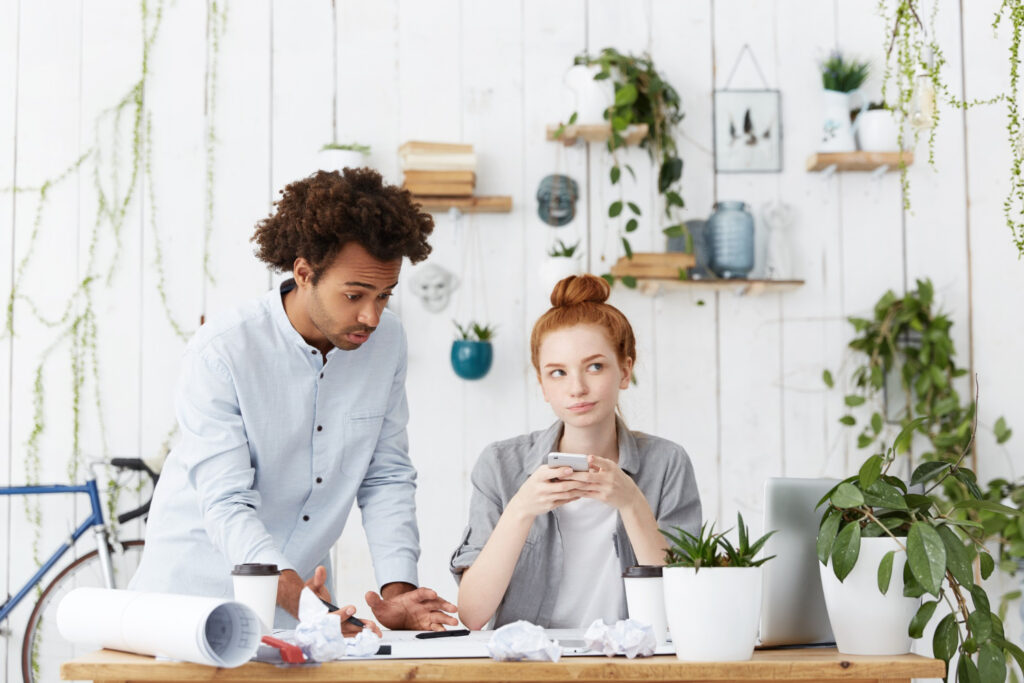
[203,0,229,287]
[995,0,1024,257]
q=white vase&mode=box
[319,148,368,173]
[855,110,901,152]
[563,64,613,125]
[538,256,583,294]
[663,566,762,661]
[819,89,866,153]
[819,536,920,655]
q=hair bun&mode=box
[550,274,611,307]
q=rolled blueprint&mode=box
[57,587,261,667]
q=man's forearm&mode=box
[380,581,416,600]
[277,569,305,618]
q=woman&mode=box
[450,274,701,630]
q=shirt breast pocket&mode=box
[342,410,385,477]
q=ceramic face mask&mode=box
[536,174,579,227]
[409,263,459,313]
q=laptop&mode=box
[756,477,837,648]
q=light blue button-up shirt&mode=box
[130,280,419,619]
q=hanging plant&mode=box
[556,48,686,287]
[450,321,495,381]
[995,0,1024,257]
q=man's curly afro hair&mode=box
[251,168,434,282]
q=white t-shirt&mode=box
[548,498,625,628]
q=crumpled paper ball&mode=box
[487,620,561,662]
[583,618,656,658]
[292,588,381,660]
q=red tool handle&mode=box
[261,635,307,664]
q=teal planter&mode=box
[451,340,493,380]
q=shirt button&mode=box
[320,373,324,379]
[317,425,323,432]
[316,477,323,484]
[303,515,310,522]
[311,350,317,355]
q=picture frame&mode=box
[713,89,783,173]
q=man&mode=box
[130,168,457,632]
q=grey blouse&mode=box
[449,417,702,628]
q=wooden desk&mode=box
[63,647,945,683]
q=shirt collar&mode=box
[270,278,325,356]
[525,415,639,475]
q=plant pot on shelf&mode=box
[320,148,368,173]
[819,89,865,153]
[538,256,583,294]
[450,340,493,380]
[563,64,613,125]
[855,109,901,152]
[819,536,919,655]
[663,566,762,661]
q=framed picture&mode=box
[713,89,782,173]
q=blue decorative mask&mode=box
[536,174,579,227]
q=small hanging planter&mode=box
[451,321,495,380]
[538,239,583,294]
[319,142,371,172]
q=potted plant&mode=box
[557,48,686,287]
[538,240,583,293]
[819,52,869,153]
[816,417,1024,680]
[661,514,775,661]
[856,102,901,152]
[450,321,495,380]
[319,142,370,172]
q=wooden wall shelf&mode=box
[412,195,513,214]
[806,151,913,173]
[546,123,648,146]
[620,277,805,297]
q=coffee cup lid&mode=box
[232,563,280,576]
[622,565,663,578]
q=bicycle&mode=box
[0,457,158,683]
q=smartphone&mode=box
[547,452,590,472]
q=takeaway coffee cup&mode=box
[231,563,280,634]
[623,565,667,644]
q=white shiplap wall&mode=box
[3,0,1024,678]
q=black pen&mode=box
[318,597,366,629]
[414,628,470,639]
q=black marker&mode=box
[415,628,470,639]
[318,597,366,629]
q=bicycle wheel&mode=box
[21,539,145,683]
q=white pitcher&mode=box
[819,89,865,153]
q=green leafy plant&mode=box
[821,52,871,93]
[453,320,495,342]
[816,418,1024,683]
[546,239,579,259]
[559,48,686,287]
[662,513,775,571]
[320,141,371,154]
[995,0,1024,257]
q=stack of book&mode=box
[400,141,477,197]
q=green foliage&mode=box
[817,419,1024,683]
[453,320,496,342]
[320,141,371,153]
[662,513,775,571]
[570,48,686,284]
[820,52,870,93]
[995,0,1024,257]
[546,239,579,259]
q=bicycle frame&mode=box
[0,478,113,625]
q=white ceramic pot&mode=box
[819,89,866,153]
[663,566,762,661]
[855,110,900,152]
[819,536,920,655]
[563,64,613,125]
[538,256,583,294]
[319,148,368,173]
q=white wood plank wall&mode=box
[3,1,1024,678]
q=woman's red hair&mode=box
[530,274,636,374]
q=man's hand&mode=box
[279,566,381,635]
[366,582,458,631]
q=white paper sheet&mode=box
[56,587,262,667]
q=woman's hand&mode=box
[507,465,585,519]
[565,455,645,511]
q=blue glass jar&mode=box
[708,200,755,279]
